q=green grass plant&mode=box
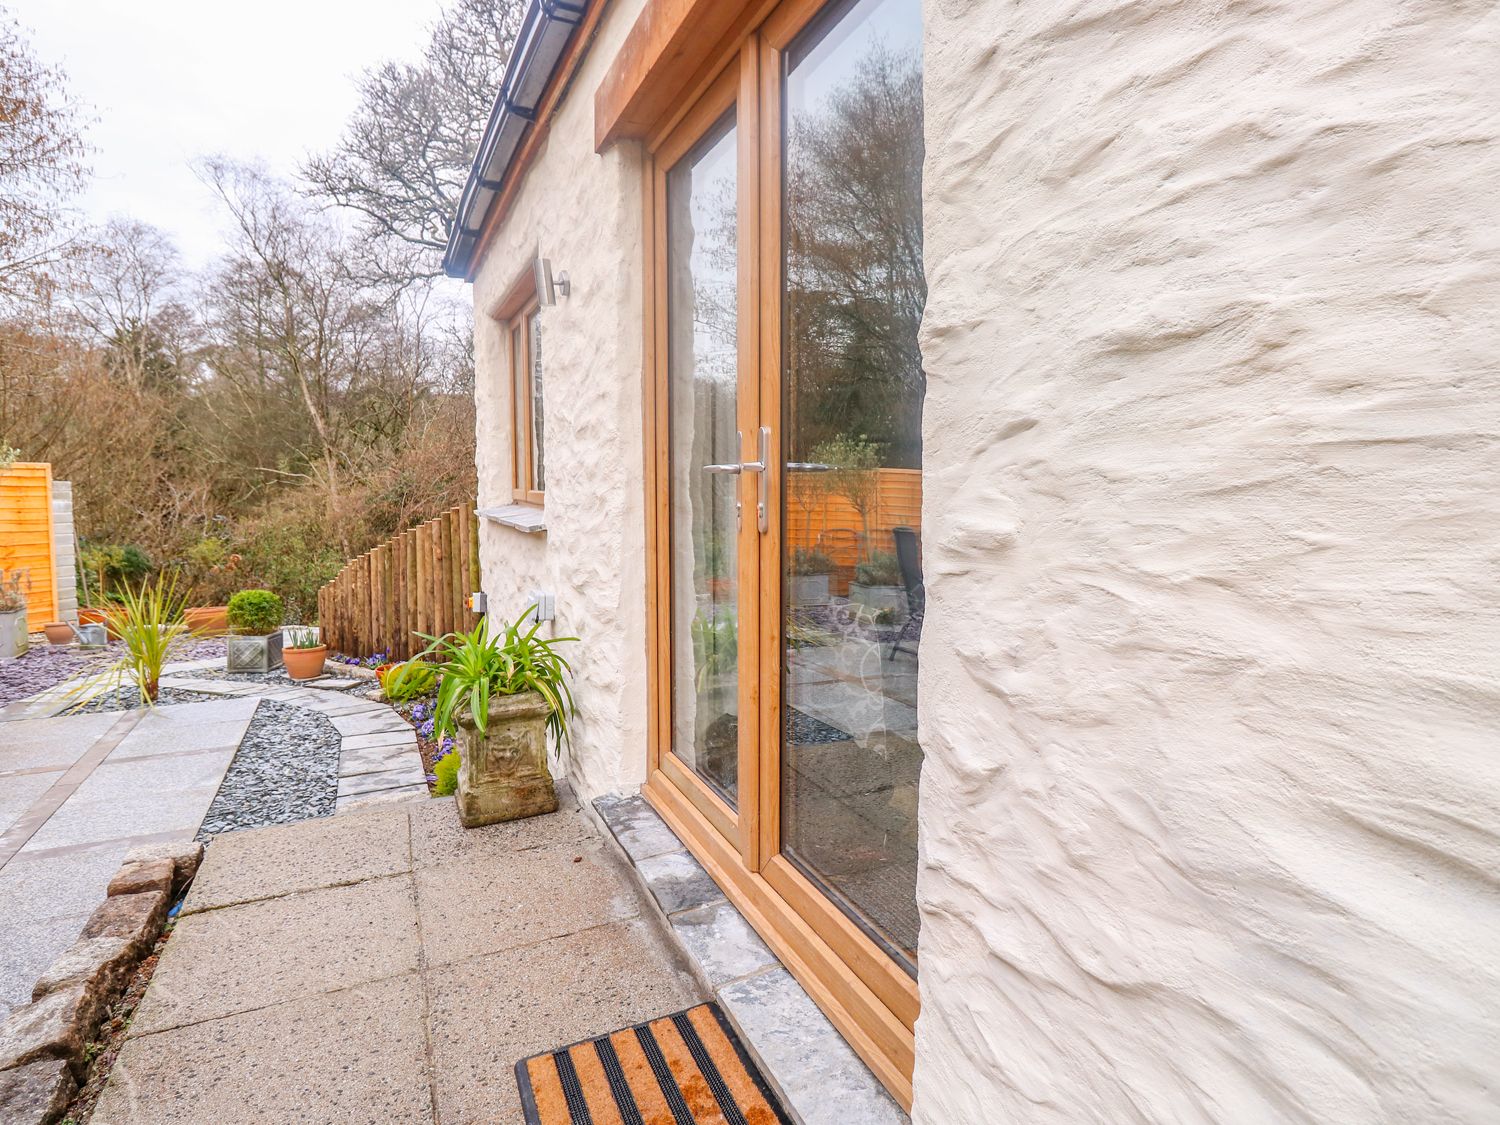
[419,611,576,746]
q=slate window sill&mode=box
[476,504,546,535]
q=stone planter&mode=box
[283,644,328,681]
[0,607,28,659]
[787,573,831,607]
[849,582,907,622]
[455,691,558,827]
[225,631,283,673]
[44,622,74,645]
[184,606,229,636]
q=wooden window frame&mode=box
[637,0,920,1108]
[493,274,545,507]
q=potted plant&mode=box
[43,621,74,645]
[0,568,29,659]
[787,548,835,607]
[224,589,285,673]
[848,551,907,621]
[423,612,576,827]
[282,625,327,680]
[65,574,188,706]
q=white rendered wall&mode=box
[470,0,649,802]
[913,1,1500,1121]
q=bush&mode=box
[789,548,835,575]
[855,551,900,586]
[382,660,437,702]
[432,750,459,797]
[227,589,284,635]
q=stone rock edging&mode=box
[0,841,203,1125]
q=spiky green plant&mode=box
[67,573,189,707]
[419,611,577,746]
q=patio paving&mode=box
[89,793,707,1124]
[0,700,257,1018]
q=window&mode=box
[502,295,545,505]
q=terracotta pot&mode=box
[184,606,230,636]
[284,644,329,681]
[43,622,74,645]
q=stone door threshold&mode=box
[591,793,908,1125]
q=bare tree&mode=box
[303,0,525,284]
[0,10,87,303]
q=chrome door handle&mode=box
[701,428,770,533]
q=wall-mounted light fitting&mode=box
[534,256,571,305]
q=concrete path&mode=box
[90,793,705,1124]
[0,699,258,1018]
[0,659,427,1022]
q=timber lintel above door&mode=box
[593,0,778,149]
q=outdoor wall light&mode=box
[534,257,571,305]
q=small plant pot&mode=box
[284,644,329,681]
[225,631,283,673]
[43,622,74,646]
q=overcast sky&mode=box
[13,0,450,271]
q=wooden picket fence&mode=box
[317,505,481,661]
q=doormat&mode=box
[516,1002,793,1125]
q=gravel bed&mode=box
[0,637,228,706]
[68,686,226,714]
[197,699,340,838]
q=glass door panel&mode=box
[667,110,743,806]
[777,0,925,970]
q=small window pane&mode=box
[528,310,545,493]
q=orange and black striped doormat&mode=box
[516,1002,793,1125]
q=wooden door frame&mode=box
[638,0,919,1108]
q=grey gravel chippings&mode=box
[197,699,341,839]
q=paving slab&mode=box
[720,968,908,1125]
[331,711,412,737]
[0,712,120,774]
[336,764,427,796]
[0,773,61,837]
[182,805,412,913]
[337,729,419,752]
[132,875,420,1034]
[635,848,727,915]
[415,837,644,967]
[670,900,780,988]
[335,786,429,814]
[426,916,703,1124]
[0,908,90,1018]
[409,794,593,868]
[594,792,684,862]
[93,974,432,1125]
[337,740,422,777]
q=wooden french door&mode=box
[644,0,925,1106]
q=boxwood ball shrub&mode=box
[227,589,284,636]
[432,750,459,797]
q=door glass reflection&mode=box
[668,112,742,805]
[779,0,925,969]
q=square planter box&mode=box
[0,608,28,659]
[848,582,907,622]
[787,573,831,607]
[226,631,283,673]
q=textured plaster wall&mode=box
[471,0,649,802]
[914,1,1500,1121]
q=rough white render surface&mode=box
[470,0,649,803]
[913,0,1500,1122]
